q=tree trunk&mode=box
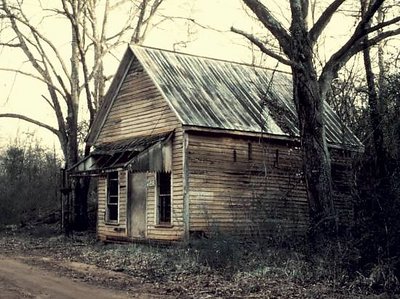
[66,112,88,231]
[363,45,386,180]
[73,177,89,231]
[293,69,337,237]
[361,1,386,184]
[290,16,337,238]
[69,5,88,231]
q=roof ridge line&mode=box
[130,44,291,75]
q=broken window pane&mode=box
[157,172,171,224]
[107,171,119,222]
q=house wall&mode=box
[145,128,185,241]
[330,149,354,226]
[187,132,308,237]
[94,55,354,242]
[96,57,180,144]
[95,57,185,241]
[187,131,354,237]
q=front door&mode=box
[128,172,147,238]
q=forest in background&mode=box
[0,135,61,226]
[0,0,399,296]
[0,62,399,294]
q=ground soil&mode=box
[0,229,173,298]
[0,256,141,299]
[0,225,396,298]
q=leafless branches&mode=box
[231,27,294,66]
[235,0,400,75]
[309,0,345,45]
[0,113,59,136]
[232,0,400,233]
[0,0,164,164]
[241,0,291,57]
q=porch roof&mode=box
[69,132,173,176]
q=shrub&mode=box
[0,135,61,225]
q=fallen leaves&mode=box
[0,225,391,298]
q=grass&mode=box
[0,224,398,298]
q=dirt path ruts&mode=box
[0,255,142,299]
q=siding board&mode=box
[96,57,184,242]
[97,59,180,144]
[94,50,354,243]
[187,132,353,237]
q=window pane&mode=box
[108,195,118,204]
[107,171,119,222]
[159,172,171,195]
[108,171,118,180]
[158,172,171,224]
[108,205,118,221]
[109,179,118,196]
[159,195,171,223]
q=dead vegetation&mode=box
[0,224,397,299]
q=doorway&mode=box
[128,172,147,238]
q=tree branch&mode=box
[319,0,393,88]
[0,42,21,47]
[0,113,59,136]
[231,27,296,67]
[350,28,400,59]
[320,27,400,94]
[62,0,95,121]
[0,67,63,95]
[140,0,165,40]
[7,5,71,81]
[366,15,400,35]
[242,0,292,57]
[41,95,55,110]
[131,0,147,43]
[309,0,345,45]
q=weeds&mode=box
[1,224,398,297]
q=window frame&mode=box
[155,171,172,226]
[106,171,119,224]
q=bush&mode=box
[190,233,244,276]
[0,135,61,226]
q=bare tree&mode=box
[232,0,400,237]
[0,0,165,230]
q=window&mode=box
[107,171,119,222]
[157,172,171,224]
[274,149,279,167]
[248,142,252,160]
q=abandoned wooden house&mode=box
[70,45,363,242]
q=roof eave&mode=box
[182,125,364,151]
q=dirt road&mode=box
[0,256,153,299]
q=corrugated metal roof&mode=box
[132,45,362,148]
[93,132,170,154]
[70,132,173,174]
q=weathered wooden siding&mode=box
[187,132,309,236]
[95,57,185,241]
[145,128,185,241]
[97,170,128,240]
[96,57,179,144]
[93,53,354,242]
[331,149,354,225]
[187,132,355,236]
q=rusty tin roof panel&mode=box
[93,132,171,154]
[132,46,361,148]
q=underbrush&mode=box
[0,225,398,298]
